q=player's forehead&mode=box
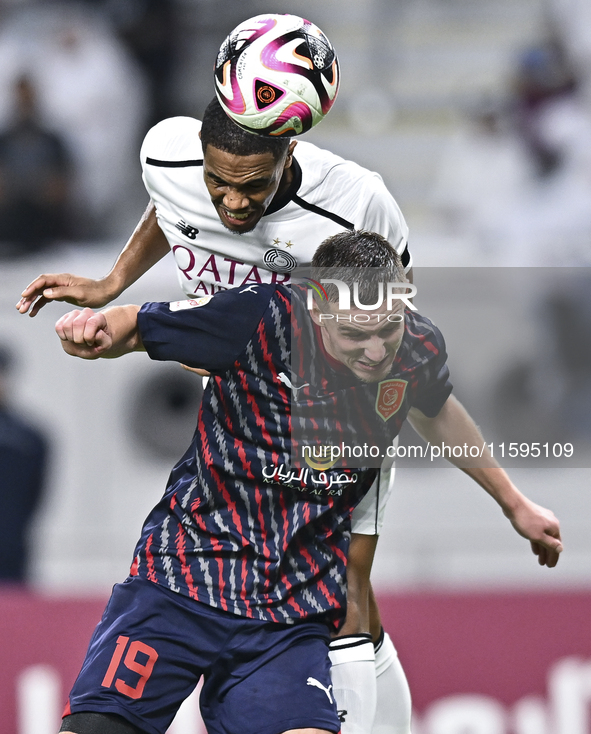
[328,300,405,333]
[203,145,279,182]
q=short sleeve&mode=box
[411,326,453,417]
[359,183,411,270]
[137,284,277,371]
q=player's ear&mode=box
[283,140,297,169]
[309,300,325,326]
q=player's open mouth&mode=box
[220,208,257,227]
[356,357,391,373]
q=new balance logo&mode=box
[306,677,333,703]
[175,221,199,239]
[278,372,309,397]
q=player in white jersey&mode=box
[141,115,409,298]
[17,98,413,734]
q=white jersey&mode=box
[140,116,410,298]
[140,115,408,535]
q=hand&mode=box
[17,273,116,317]
[504,497,563,568]
[55,308,112,359]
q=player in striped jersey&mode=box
[18,98,413,733]
[53,231,562,734]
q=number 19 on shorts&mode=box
[101,635,159,699]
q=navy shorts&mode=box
[66,577,340,734]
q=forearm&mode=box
[101,202,170,299]
[408,396,562,564]
[461,464,530,514]
[100,305,144,357]
[408,395,495,470]
[409,396,517,506]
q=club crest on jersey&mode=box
[169,296,213,311]
[263,248,298,272]
[175,220,199,240]
[375,379,407,422]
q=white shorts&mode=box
[350,451,396,536]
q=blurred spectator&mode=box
[550,0,591,92]
[0,74,73,256]
[492,275,591,445]
[0,4,148,239]
[511,38,578,177]
[430,97,534,259]
[33,9,148,237]
[432,25,591,267]
[0,345,49,584]
[104,0,181,126]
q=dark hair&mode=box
[311,230,407,304]
[200,97,292,161]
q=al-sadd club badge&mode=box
[375,379,407,422]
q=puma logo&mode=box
[278,372,310,397]
[306,677,334,704]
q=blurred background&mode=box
[1,0,591,732]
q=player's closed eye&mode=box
[206,174,225,186]
[242,179,272,191]
[377,324,403,338]
[338,329,371,341]
[339,324,401,341]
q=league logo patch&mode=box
[263,248,298,272]
[169,296,213,311]
[375,379,407,422]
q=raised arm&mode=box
[55,306,143,360]
[407,395,563,567]
[17,202,170,317]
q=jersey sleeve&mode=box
[140,116,203,199]
[360,182,412,270]
[411,324,453,417]
[140,116,203,165]
[137,285,276,371]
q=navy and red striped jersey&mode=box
[132,283,450,624]
[134,284,374,624]
[291,287,453,467]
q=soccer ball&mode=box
[214,14,340,137]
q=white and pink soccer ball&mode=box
[214,14,340,137]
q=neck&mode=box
[273,165,294,202]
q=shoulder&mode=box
[294,140,404,231]
[295,140,380,191]
[199,282,283,310]
[403,310,447,356]
[143,283,282,324]
[138,284,288,371]
[140,116,203,165]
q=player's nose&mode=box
[223,188,250,211]
[364,338,386,363]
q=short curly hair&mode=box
[200,97,292,161]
